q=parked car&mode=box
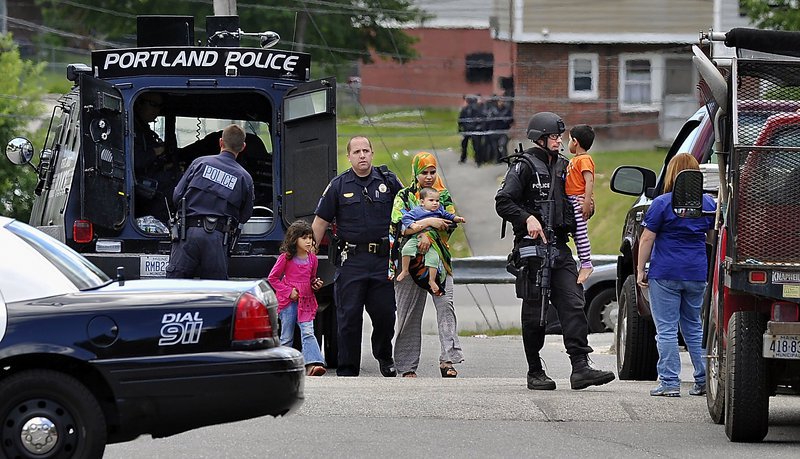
[0,216,304,458]
[583,263,618,333]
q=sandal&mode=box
[306,365,327,376]
[439,364,457,378]
[402,371,417,378]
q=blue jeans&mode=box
[279,302,325,366]
[648,279,706,388]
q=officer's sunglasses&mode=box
[361,187,373,203]
[547,133,562,140]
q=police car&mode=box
[5,14,340,362]
[0,216,304,458]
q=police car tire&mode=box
[0,369,107,459]
[724,311,769,442]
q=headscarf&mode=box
[411,151,446,193]
[390,151,456,278]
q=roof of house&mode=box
[411,0,491,29]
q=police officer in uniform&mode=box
[166,124,255,280]
[495,112,615,390]
[312,136,403,377]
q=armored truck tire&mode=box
[725,311,769,442]
[705,308,725,424]
[0,370,107,459]
[316,300,338,368]
[616,275,658,380]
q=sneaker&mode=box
[689,383,706,396]
[650,384,680,397]
[527,370,556,390]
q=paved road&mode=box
[106,332,800,458]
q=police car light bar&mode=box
[208,29,280,49]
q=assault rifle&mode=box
[502,142,559,326]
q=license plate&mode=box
[140,255,169,278]
[763,334,800,359]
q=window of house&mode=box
[569,53,598,100]
[465,52,494,83]
[619,54,662,112]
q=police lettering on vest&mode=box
[202,165,237,190]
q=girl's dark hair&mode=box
[280,220,314,259]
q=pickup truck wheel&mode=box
[725,311,769,442]
[706,308,725,424]
[616,275,658,380]
[0,370,106,459]
[587,287,616,333]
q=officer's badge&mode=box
[378,183,388,193]
[343,192,354,198]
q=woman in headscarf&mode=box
[391,151,464,378]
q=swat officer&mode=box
[166,124,255,280]
[312,136,403,377]
[495,112,614,391]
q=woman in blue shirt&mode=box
[637,153,716,397]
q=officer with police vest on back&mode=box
[495,112,615,391]
[166,124,255,280]
[312,136,403,377]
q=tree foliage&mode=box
[739,0,800,30]
[35,0,428,76]
[0,34,45,220]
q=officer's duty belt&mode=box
[344,240,389,256]
[185,216,231,233]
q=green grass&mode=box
[336,109,667,257]
[458,327,522,337]
[584,150,665,255]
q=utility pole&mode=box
[1,0,7,35]
[213,0,237,16]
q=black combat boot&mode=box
[527,369,556,390]
[569,354,615,390]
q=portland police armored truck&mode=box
[5,15,339,361]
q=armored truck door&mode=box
[280,78,337,226]
[79,75,127,230]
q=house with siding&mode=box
[361,0,755,145]
[493,0,719,143]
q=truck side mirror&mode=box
[671,169,704,218]
[5,137,34,165]
[610,166,656,196]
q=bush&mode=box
[0,34,45,220]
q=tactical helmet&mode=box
[526,112,565,141]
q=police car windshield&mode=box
[8,221,111,289]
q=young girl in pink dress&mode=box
[268,220,326,376]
